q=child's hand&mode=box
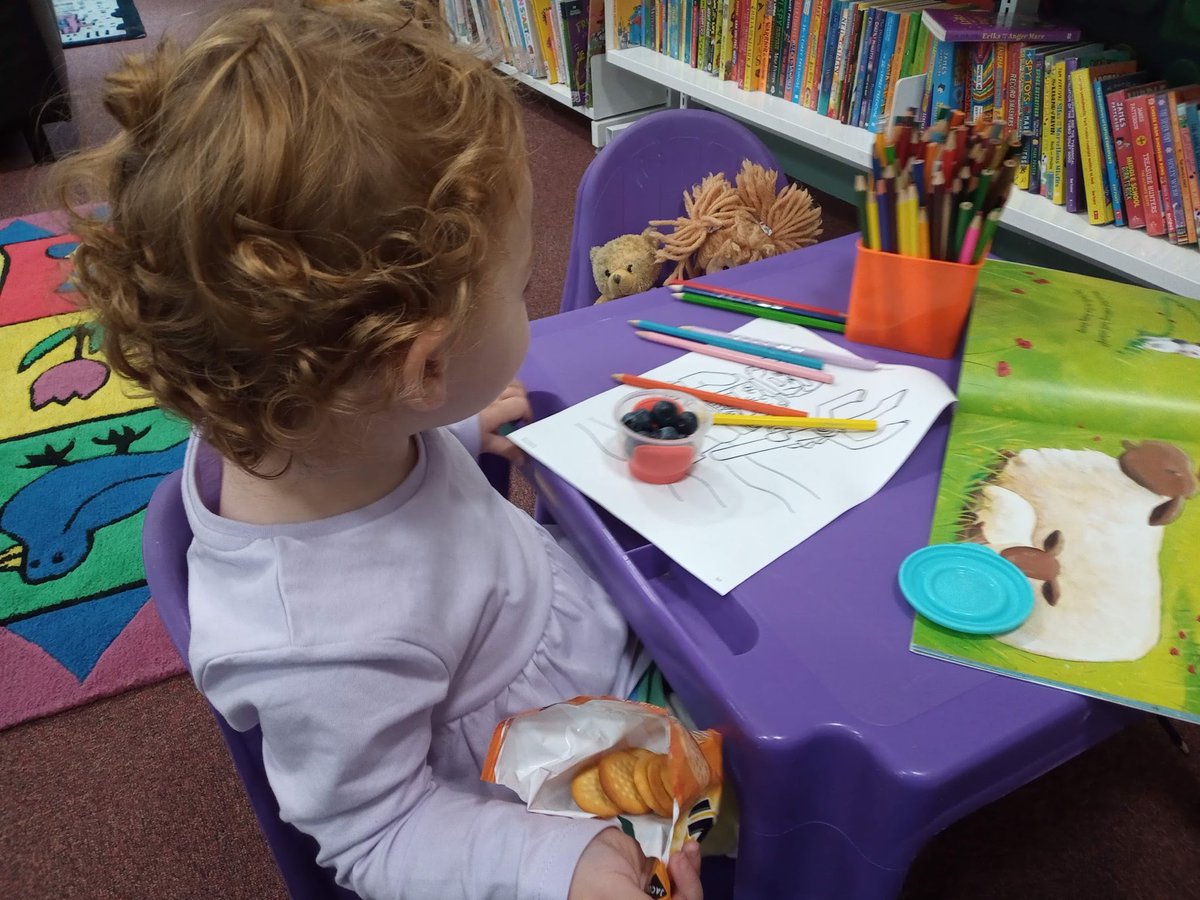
[569,830,704,900]
[569,828,653,900]
[668,840,703,900]
[479,380,532,464]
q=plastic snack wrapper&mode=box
[481,696,722,899]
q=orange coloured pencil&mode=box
[612,374,808,417]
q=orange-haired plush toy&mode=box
[650,161,824,281]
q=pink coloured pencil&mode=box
[635,331,835,384]
[957,212,984,264]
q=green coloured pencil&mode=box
[675,291,847,334]
[853,175,869,238]
[952,201,973,260]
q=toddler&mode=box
[56,2,702,897]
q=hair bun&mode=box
[103,44,177,138]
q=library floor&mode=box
[2,4,1199,897]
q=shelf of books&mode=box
[445,0,667,144]
[604,0,1200,299]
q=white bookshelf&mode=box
[494,55,669,146]
[605,44,1200,299]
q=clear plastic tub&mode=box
[614,390,713,485]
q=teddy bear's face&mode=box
[590,233,660,302]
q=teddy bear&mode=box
[590,228,662,304]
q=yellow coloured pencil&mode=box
[711,414,877,431]
[865,186,881,250]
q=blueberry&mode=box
[656,426,680,440]
[676,411,698,435]
[622,410,654,433]
[651,400,680,427]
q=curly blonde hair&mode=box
[54,0,526,472]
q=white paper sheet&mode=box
[511,319,957,594]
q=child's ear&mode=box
[400,322,451,412]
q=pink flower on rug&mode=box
[20,322,110,411]
[30,358,109,410]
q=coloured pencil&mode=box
[627,320,826,368]
[680,326,877,369]
[671,289,846,326]
[957,213,984,264]
[854,175,869,238]
[974,209,1002,263]
[633,331,835,383]
[672,292,847,334]
[876,181,895,254]
[668,281,846,322]
[865,186,881,251]
[917,208,930,259]
[952,201,973,260]
[710,414,877,431]
[611,374,808,416]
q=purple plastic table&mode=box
[518,234,1139,898]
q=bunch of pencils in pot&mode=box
[855,109,1021,265]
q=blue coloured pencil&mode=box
[627,320,826,369]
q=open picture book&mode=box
[911,260,1200,722]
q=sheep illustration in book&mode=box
[966,441,1198,662]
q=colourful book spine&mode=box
[834,2,865,121]
[1095,78,1126,225]
[781,0,805,95]
[801,0,830,109]
[740,0,759,87]
[847,6,875,122]
[755,0,773,91]
[1004,42,1022,131]
[1071,66,1113,224]
[1128,94,1167,236]
[969,43,994,123]
[1051,59,1073,203]
[921,8,1082,43]
[763,0,781,93]
[1168,89,1200,244]
[1186,102,1200,239]
[1153,92,1185,242]
[1109,91,1144,228]
[1108,86,1163,229]
[790,0,813,101]
[857,8,886,126]
[1037,54,1056,197]
[710,0,724,73]
[767,0,790,95]
[1028,47,1056,193]
[1063,57,1082,211]
[717,0,731,76]
[867,9,901,129]
[1174,100,1200,244]
[816,0,843,115]
[830,2,859,120]
[734,0,751,83]
[992,40,1007,119]
[1015,44,1037,188]
[695,0,708,69]
[882,9,913,121]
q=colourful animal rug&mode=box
[0,212,187,730]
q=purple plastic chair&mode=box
[560,108,785,313]
[142,452,510,899]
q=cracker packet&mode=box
[481,696,722,899]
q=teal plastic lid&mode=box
[899,543,1034,635]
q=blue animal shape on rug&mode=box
[0,427,186,584]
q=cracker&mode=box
[598,750,650,815]
[571,765,621,818]
[635,752,673,817]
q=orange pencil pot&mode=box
[845,241,984,359]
